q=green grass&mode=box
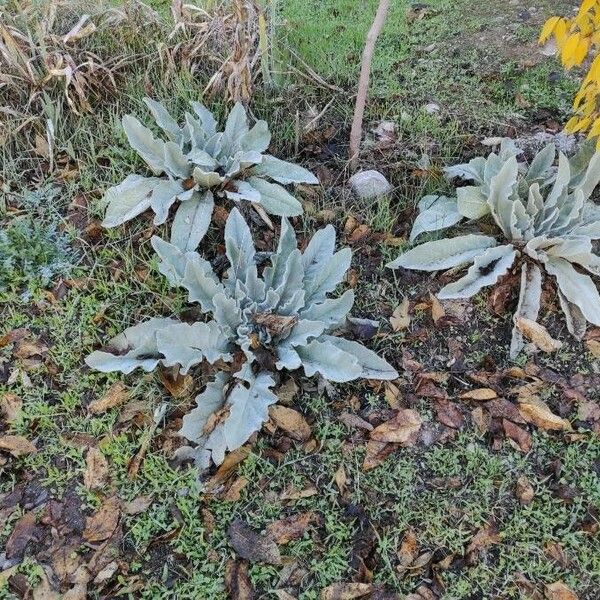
[1,0,598,598]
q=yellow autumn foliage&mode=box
[541,0,600,146]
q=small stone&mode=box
[422,102,441,114]
[348,170,392,199]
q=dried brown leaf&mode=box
[515,318,562,353]
[225,559,255,600]
[429,292,445,324]
[269,405,312,442]
[0,392,22,423]
[279,485,319,500]
[460,388,497,401]
[228,519,281,565]
[515,475,534,505]
[518,398,572,431]
[337,412,373,431]
[0,435,37,456]
[83,447,109,491]
[122,495,154,516]
[320,583,375,599]
[503,419,532,453]
[362,440,396,471]
[544,581,578,600]
[265,512,320,545]
[370,409,422,444]
[390,298,411,331]
[88,382,129,414]
[6,511,37,559]
[83,497,120,543]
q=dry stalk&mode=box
[348,0,390,171]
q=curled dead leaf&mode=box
[518,398,572,432]
[545,581,578,600]
[83,447,109,491]
[88,382,129,415]
[515,318,562,353]
[0,392,22,423]
[460,388,497,401]
[320,582,375,599]
[227,519,281,565]
[225,559,255,600]
[265,511,320,545]
[370,409,422,444]
[515,475,534,505]
[84,496,120,543]
[0,435,37,457]
[269,405,312,441]
[122,495,154,515]
[390,297,411,331]
[429,292,445,324]
[362,440,397,471]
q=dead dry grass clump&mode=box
[1,3,124,114]
[164,0,268,103]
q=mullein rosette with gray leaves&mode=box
[388,140,600,357]
[101,98,318,251]
[86,209,397,468]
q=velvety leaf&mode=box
[387,235,497,271]
[179,374,229,445]
[247,176,303,216]
[295,339,362,382]
[102,175,181,228]
[438,244,517,299]
[510,263,543,358]
[457,185,489,219]
[323,336,398,380]
[251,154,318,184]
[410,195,463,241]
[546,257,600,325]
[143,97,181,142]
[85,318,178,374]
[122,114,165,174]
[238,120,271,153]
[299,290,354,327]
[170,190,214,251]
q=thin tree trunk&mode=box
[348,0,390,171]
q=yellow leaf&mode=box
[554,19,569,47]
[539,16,562,44]
[573,36,591,65]
[561,32,582,67]
[572,115,593,132]
[579,0,597,16]
[390,297,411,331]
[564,116,580,133]
[588,117,600,137]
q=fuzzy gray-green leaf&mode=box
[387,235,497,271]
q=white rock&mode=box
[422,102,441,114]
[348,170,392,199]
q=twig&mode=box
[348,0,390,171]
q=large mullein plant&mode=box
[101,99,318,251]
[87,209,397,468]
[388,142,600,358]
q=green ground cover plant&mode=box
[1,1,598,599]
